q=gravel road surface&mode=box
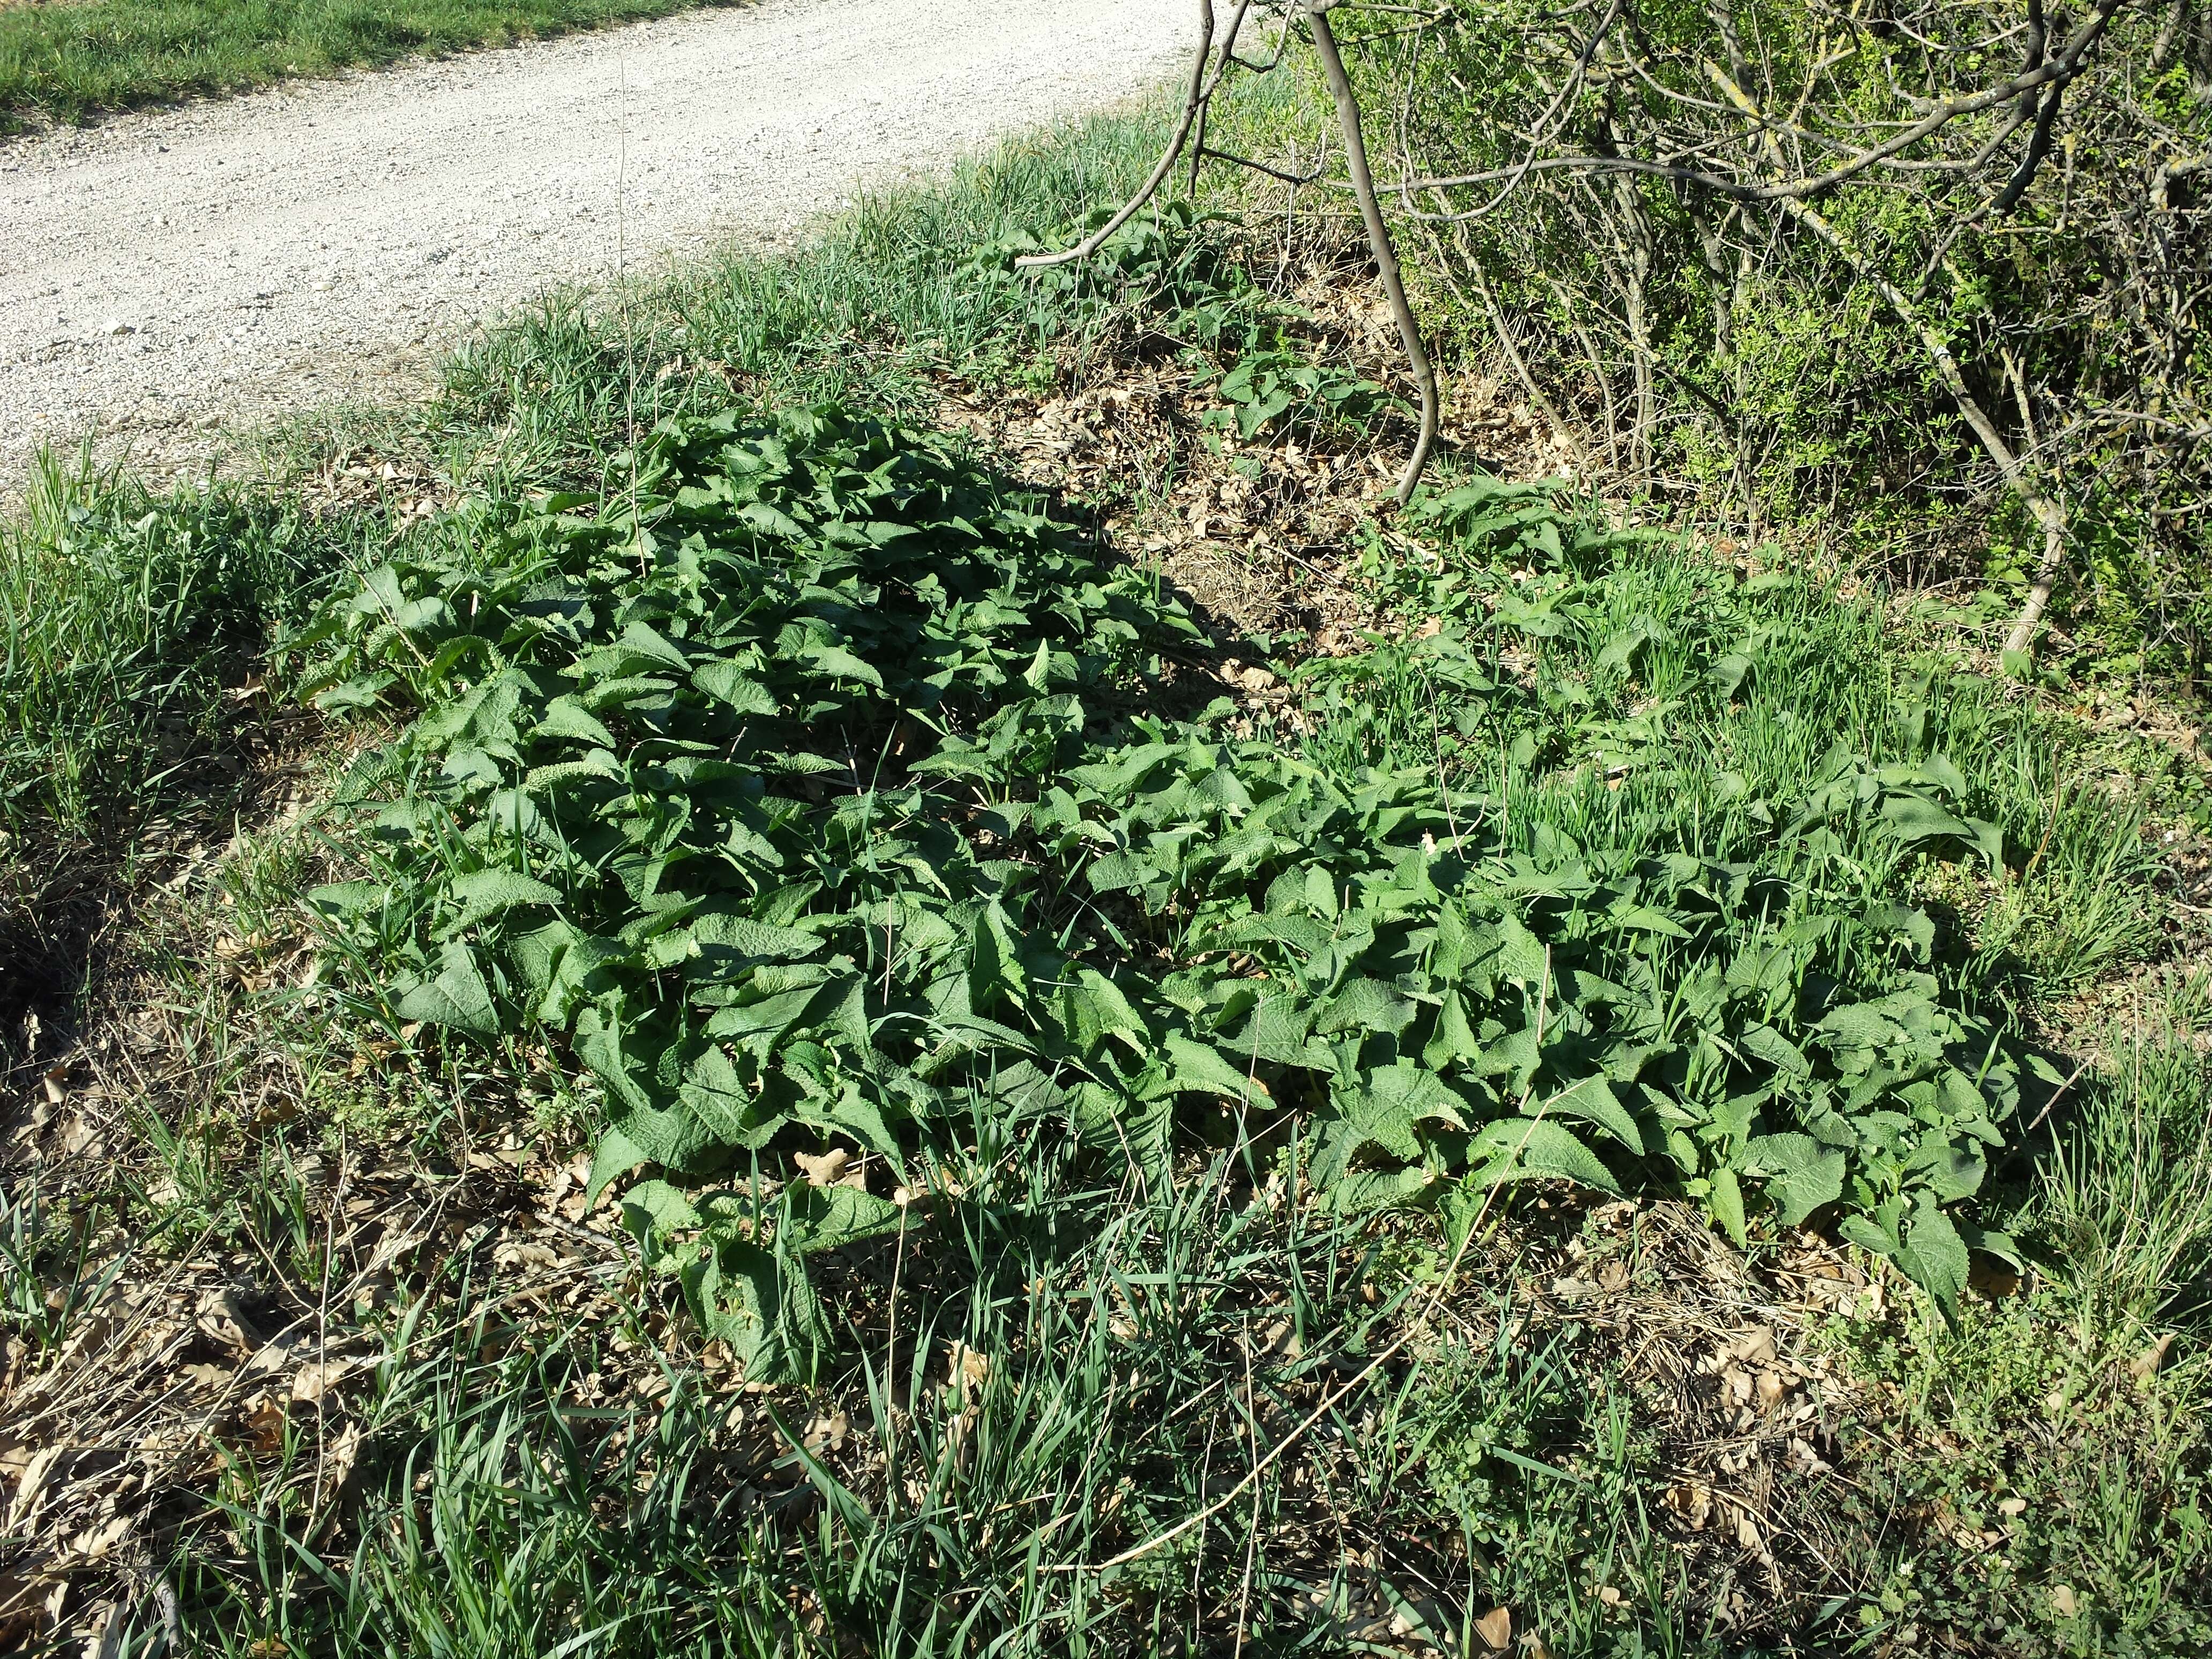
[0,0,1190,478]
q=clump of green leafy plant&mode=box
[294,407,2127,1371]
[1201,346,1389,443]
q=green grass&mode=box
[0,0,744,130]
[0,448,344,835]
[119,973,2212,1656]
[4,82,2209,1659]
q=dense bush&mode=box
[1334,0,2212,675]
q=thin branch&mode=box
[1199,145,1328,185]
[1310,4,1440,503]
[1014,0,1222,270]
[1379,0,2126,211]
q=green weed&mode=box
[6,88,2199,1659]
[1810,983,2212,1654]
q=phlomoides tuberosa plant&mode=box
[1038,0,2210,662]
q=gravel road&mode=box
[0,0,1191,479]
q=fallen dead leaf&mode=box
[195,1288,263,1355]
[2129,1333,2174,1381]
[318,1421,365,1497]
[1470,1605,1511,1649]
[1731,1326,1777,1366]
[62,1513,131,1567]
[1969,1257,2022,1299]
[794,1148,850,1188]
[491,1239,563,1273]
[289,1358,360,1404]
[238,1393,288,1458]
[948,1342,992,1404]
[6,1444,65,1530]
[1664,1480,1712,1531]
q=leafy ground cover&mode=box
[292,401,2104,1335]
[4,91,2212,1658]
[0,0,739,129]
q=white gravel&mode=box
[0,0,1191,478]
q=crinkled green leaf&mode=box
[1469,1118,1619,1194]
[394,940,498,1035]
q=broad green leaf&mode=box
[447,869,562,929]
[304,880,390,920]
[1314,977,1416,1038]
[802,641,885,689]
[968,902,1028,1016]
[1469,1118,1619,1194]
[1313,1065,1468,1186]
[1818,1002,1900,1050]
[783,1185,905,1254]
[615,620,691,673]
[1495,910,1549,987]
[1163,1034,1265,1103]
[1743,1132,1845,1225]
[1089,852,1152,893]
[1231,996,1324,1069]
[1707,1165,1747,1245]
[534,696,616,748]
[1321,1165,1437,1215]
[1610,905,1690,939]
[619,1179,701,1255]
[1880,793,1976,847]
[312,671,397,712]
[690,910,826,961]
[1863,902,1937,960]
[1739,1023,1811,1079]
[1423,989,1485,1070]
[692,660,778,714]
[686,1237,824,1382]
[1898,1200,1971,1318]
[394,940,498,1035]
[1538,1075,1642,1153]
[1070,970,1152,1053]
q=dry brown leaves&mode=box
[1477,1198,1888,1635]
[0,951,675,1650]
[300,453,451,531]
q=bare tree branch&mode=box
[1013,0,1225,271]
[1309,5,1440,503]
[1368,0,2124,213]
[1019,0,1440,501]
